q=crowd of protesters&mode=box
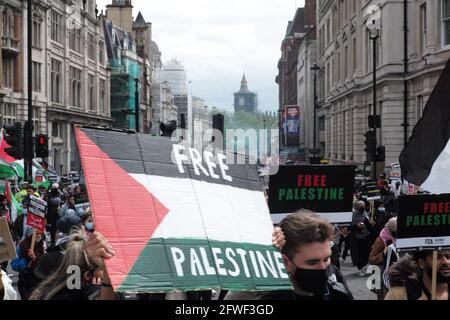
[1,173,449,301]
[0,181,114,300]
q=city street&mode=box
[340,258,377,301]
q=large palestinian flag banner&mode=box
[75,127,291,293]
[400,58,450,194]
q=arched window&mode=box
[2,10,14,38]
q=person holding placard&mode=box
[256,211,353,300]
[11,228,46,300]
[30,230,116,300]
[386,250,450,300]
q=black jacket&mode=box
[255,264,353,301]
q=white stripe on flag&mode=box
[422,137,450,194]
[130,174,274,245]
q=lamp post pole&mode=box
[369,28,380,179]
[135,78,140,133]
[311,63,320,157]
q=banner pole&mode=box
[30,229,37,253]
[431,250,438,300]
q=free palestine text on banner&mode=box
[397,194,450,251]
[268,165,355,225]
[75,127,291,293]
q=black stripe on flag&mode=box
[80,127,263,192]
[400,58,450,187]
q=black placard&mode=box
[397,194,450,251]
[268,165,355,214]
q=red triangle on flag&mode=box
[75,128,169,289]
[0,130,16,163]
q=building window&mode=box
[421,4,427,52]
[344,46,348,79]
[99,41,105,65]
[70,67,82,108]
[51,59,62,103]
[69,28,83,53]
[319,116,325,131]
[88,33,96,61]
[99,79,106,114]
[32,20,42,48]
[33,106,40,133]
[32,62,41,92]
[88,74,95,111]
[2,58,14,88]
[444,0,450,46]
[51,10,64,44]
[2,10,14,38]
[0,103,17,128]
[52,122,60,138]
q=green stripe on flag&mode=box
[0,160,17,180]
[118,238,292,293]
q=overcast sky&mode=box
[96,0,305,113]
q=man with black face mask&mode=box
[255,210,353,300]
[386,250,450,300]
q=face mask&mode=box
[85,222,94,232]
[378,207,386,212]
[292,263,329,296]
[359,208,365,213]
[36,236,43,243]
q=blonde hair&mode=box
[29,229,97,300]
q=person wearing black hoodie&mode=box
[46,185,62,247]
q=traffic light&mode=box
[376,145,386,162]
[364,131,376,162]
[3,122,23,159]
[35,134,49,158]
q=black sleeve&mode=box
[331,265,354,300]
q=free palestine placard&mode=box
[268,165,355,225]
[397,194,450,251]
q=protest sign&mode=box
[75,127,292,293]
[397,194,450,251]
[390,162,401,179]
[26,195,47,233]
[268,165,356,225]
[0,217,16,264]
[35,169,44,183]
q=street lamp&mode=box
[135,78,140,133]
[367,16,381,179]
[310,63,320,156]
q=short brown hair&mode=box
[279,210,334,258]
